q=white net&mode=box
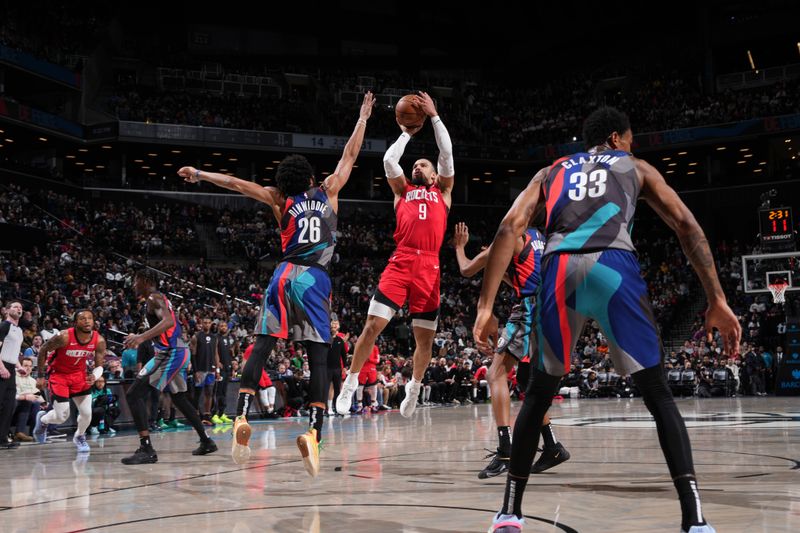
[768,282,789,303]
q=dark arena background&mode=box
[0,1,798,532]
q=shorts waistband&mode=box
[395,246,439,257]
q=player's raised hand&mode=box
[705,300,742,356]
[359,91,375,121]
[178,166,200,183]
[453,222,469,248]
[417,91,437,117]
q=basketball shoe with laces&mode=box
[231,415,251,464]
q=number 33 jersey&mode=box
[281,186,337,271]
[542,149,639,256]
[394,182,448,253]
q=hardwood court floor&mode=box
[1,397,798,532]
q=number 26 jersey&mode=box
[281,186,337,271]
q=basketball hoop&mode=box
[768,281,789,303]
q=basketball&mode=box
[395,94,426,129]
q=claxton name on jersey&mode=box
[405,189,440,203]
[287,200,329,218]
[561,154,622,170]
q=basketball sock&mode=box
[237,392,254,417]
[633,365,703,529]
[168,407,176,421]
[501,474,529,518]
[140,435,152,449]
[309,406,325,442]
[675,477,706,529]
[344,371,359,386]
[508,370,560,474]
[497,426,511,457]
[541,423,557,448]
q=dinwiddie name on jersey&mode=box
[561,154,621,170]
[288,200,329,218]
[405,189,439,203]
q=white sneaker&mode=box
[681,524,716,533]
[400,381,422,418]
[336,374,359,415]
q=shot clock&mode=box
[759,206,795,249]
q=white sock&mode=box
[345,372,360,386]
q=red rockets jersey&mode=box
[393,183,448,252]
[49,328,98,374]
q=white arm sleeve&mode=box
[383,132,412,179]
[93,366,104,380]
[431,116,454,177]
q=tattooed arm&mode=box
[638,157,741,354]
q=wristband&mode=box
[194,169,200,179]
[92,367,103,380]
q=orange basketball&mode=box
[395,94,427,129]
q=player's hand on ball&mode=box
[178,166,200,183]
[417,91,437,117]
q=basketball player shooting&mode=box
[336,91,454,419]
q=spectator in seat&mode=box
[89,377,119,434]
[13,359,43,441]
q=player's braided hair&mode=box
[582,106,631,149]
[134,268,159,288]
[276,154,314,197]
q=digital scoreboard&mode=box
[759,206,794,248]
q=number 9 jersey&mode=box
[281,186,337,271]
[542,149,638,256]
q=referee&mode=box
[0,301,25,449]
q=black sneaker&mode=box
[0,440,20,449]
[121,446,158,465]
[478,448,510,479]
[192,439,218,456]
[531,443,570,473]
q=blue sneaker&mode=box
[488,512,524,533]
[682,525,716,533]
[73,434,90,453]
[33,411,48,444]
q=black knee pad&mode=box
[304,341,330,404]
[241,335,276,390]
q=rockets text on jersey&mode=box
[49,328,99,374]
[393,183,448,252]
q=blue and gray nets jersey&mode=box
[280,187,337,270]
[542,149,639,256]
